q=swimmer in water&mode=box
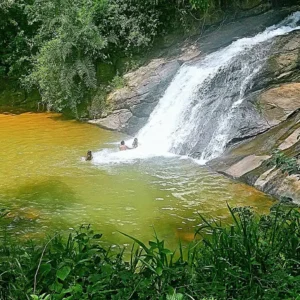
[132,137,138,148]
[119,140,130,151]
[85,150,93,161]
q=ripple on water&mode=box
[0,113,275,249]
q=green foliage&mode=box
[267,149,300,175]
[194,205,300,298]
[1,206,300,299]
[0,208,8,219]
[0,0,36,78]
[2,0,288,114]
[110,74,126,90]
[88,86,108,119]
[25,0,107,114]
[31,293,51,300]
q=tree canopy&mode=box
[0,0,295,114]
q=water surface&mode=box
[0,113,274,248]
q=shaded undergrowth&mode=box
[0,205,299,299]
[267,149,300,176]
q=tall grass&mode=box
[0,205,299,299]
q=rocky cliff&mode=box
[208,30,300,204]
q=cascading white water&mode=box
[136,12,300,163]
[93,12,300,165]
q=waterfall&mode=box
[136,12,300,163]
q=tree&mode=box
[26,0,107,113]
[0,0,36,78]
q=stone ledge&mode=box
[223,155,271,178]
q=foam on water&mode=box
[93,144,177,165]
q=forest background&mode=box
[0,0,297,117]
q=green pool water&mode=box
[0,112,275,249]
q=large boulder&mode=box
[258,83,300,126]
[89,109,132,131]
[92,59,183,133]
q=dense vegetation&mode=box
[267,149,300,176]
[0,205,299,299]
[1,0,298,116]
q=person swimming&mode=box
[119,140,130,151]
[85,150,93,161]
[132,137,138,148]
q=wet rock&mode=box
[92,59,181,134]
[259,83,300,126]
[254,167,278,189]
[220,31,300,147]
[222,155,271,178]
[126,116,148,136]
[261,173,300,205]
[253,30,300,90]
[278,127,300,150]
[88,109,132,131]
[209,110,300,203]
[131,101,158,118]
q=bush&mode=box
[0,205,299,299]
[267,149,300,175]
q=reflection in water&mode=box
[0,113,275,248]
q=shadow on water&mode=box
[10,178,77,204]
[0,179,80,238]
[0,107,32,115]
[49,114,76,121]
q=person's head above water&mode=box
[86,150,93,161]
[132,137,138,148]
[119,140,129,151]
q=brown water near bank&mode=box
[0,112,275,248]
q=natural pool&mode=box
[0,112,275,248]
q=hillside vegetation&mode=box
[0,0,296,115]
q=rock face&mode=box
[208,30,300,203]
[212,31,300,150]
[221,155,271,178]
[259,84,300,126]
[106,59,183,134]
[209,110,300,204]
[89,109,132,131]
[89,57,192,134]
